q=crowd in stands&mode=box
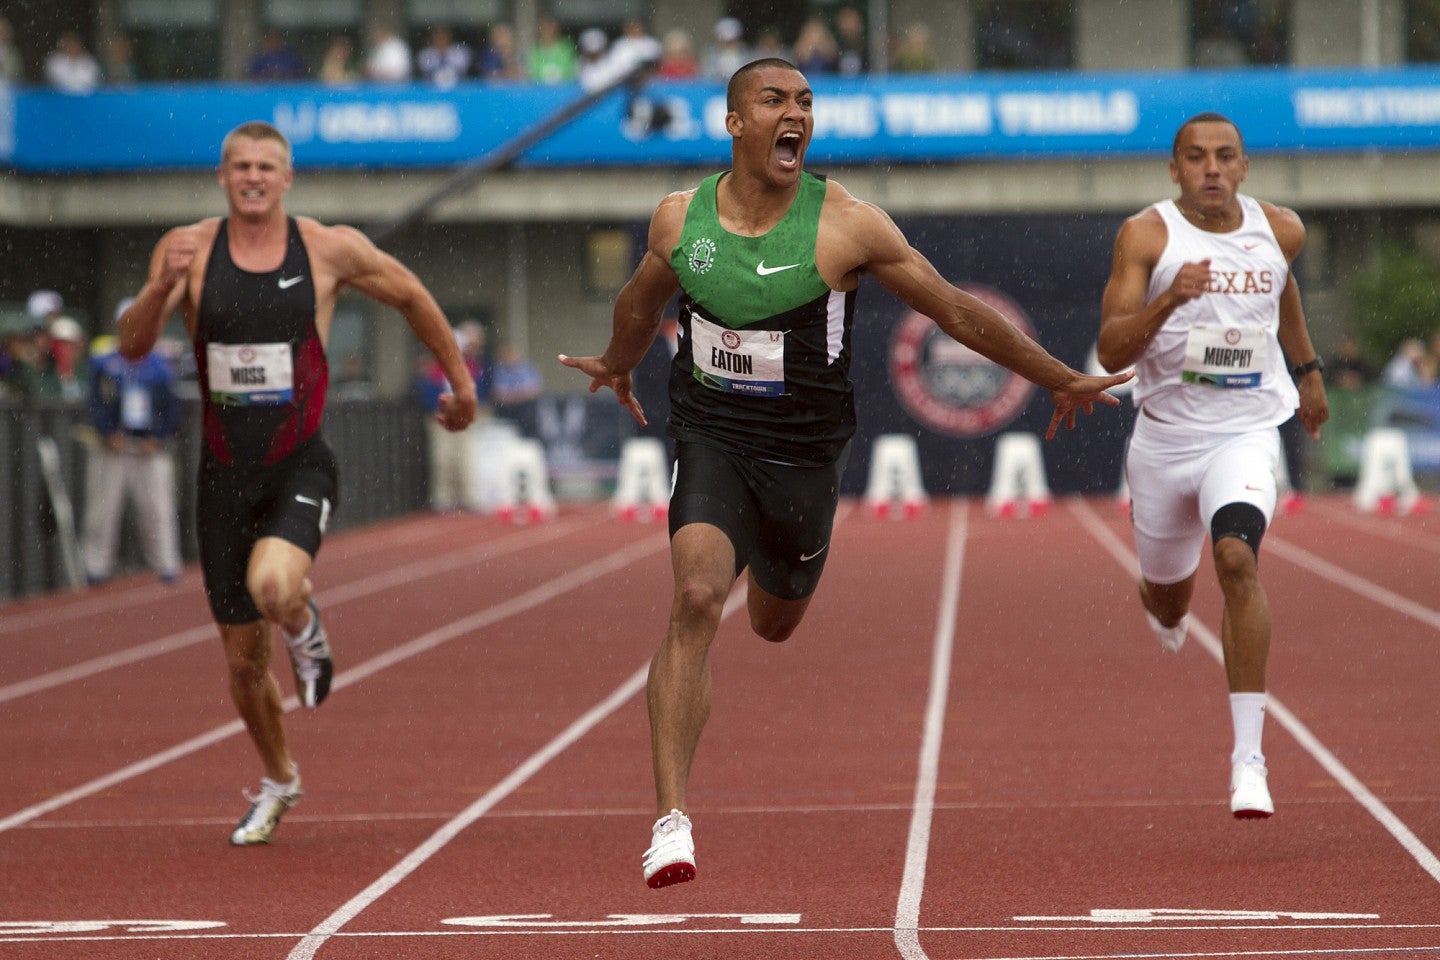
[1,10,947,92]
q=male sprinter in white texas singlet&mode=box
[1099,112,1328,819]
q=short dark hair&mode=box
[1172,111,1244,158]
[726,57,801,112]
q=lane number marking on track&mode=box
[442,913,802,929]
[0,920,226,936]
[1014,908,1380,923]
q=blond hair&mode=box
[220,121,293,169]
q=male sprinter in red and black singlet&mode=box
[561,59,1131,888]
[119,121,477,846]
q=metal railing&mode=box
[0,397,428,605]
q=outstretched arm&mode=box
[847,196,1129,438]
[559,193,684,426]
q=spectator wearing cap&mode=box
[25,290,88,400]
[703,17,751,79]
[81,296,183,586]
[576,27,612,90]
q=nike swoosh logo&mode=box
[278,276,306,289]
[1242,243,1260,251]
[295,495,322,507]
[756,261,800,276]
[799,543,828,562]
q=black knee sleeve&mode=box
[1210,502,1267,557]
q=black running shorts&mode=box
[196,436,339,625]
[667,440,848,601]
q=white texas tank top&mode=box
[1133,195,1299,430]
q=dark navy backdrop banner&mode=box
[845,212,1136,495]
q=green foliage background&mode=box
[1348,245,1440,364]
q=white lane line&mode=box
[1265,534,1440,633]
[894,499,968,960]
[285,562,759,960]
[0,514,461,636]
[1069,497,1440,887]
[0,534,668,835]
[1306,499,1440,556]
[0,519,586,706]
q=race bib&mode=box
[207,342,294,406]
[1181,325,1267,388]
[690,315,786,398]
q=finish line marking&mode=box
[1014,908,1382,923]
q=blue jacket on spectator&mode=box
[89,348,179,440]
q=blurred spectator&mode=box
[318,35,359,85]
[892,22,938,73]
[2,328,46,398]
[1425,327,1440,384]
[752,26,787,61]
[1382,337,1431,389]
[417,24,473,89]
[81,297,182,586]
[246,29,307,81]
[415,322,489,511]
[366,21,412,82]
[476,22,525,80]
[26,290,87,400]
[702,16,750,80]
[45,31,102,94]
[47,315,89,400]
[102,33,137,85]
[0,16,22,84]
[576,28,611,90]
[527,15,577,84]
[792,17,839,74]
[1326,331,1376,391]
[491,341,544,435]
[658,29,700,79]
[609,17,663,73]
[834,6,868,76]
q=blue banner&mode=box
[6,66,1440,173]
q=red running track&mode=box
[3,494,1439,960]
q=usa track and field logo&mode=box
[888,283,1036,438]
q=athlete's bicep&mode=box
[619,251,680,320]
[1100,220,1158,325]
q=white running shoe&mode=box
[230,768,303,845]
[283,599,333,708]
[1230,760,1274,819]
[642,809,696,888]
[1146,610,1189,653]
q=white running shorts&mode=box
[1125,412,1281,585]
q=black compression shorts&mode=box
[196,436,339,625]
[667,440,849,601]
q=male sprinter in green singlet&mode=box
[560,59,1131,888]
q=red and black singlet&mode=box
[195,217,329,466]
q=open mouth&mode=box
[775,131,802,168]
